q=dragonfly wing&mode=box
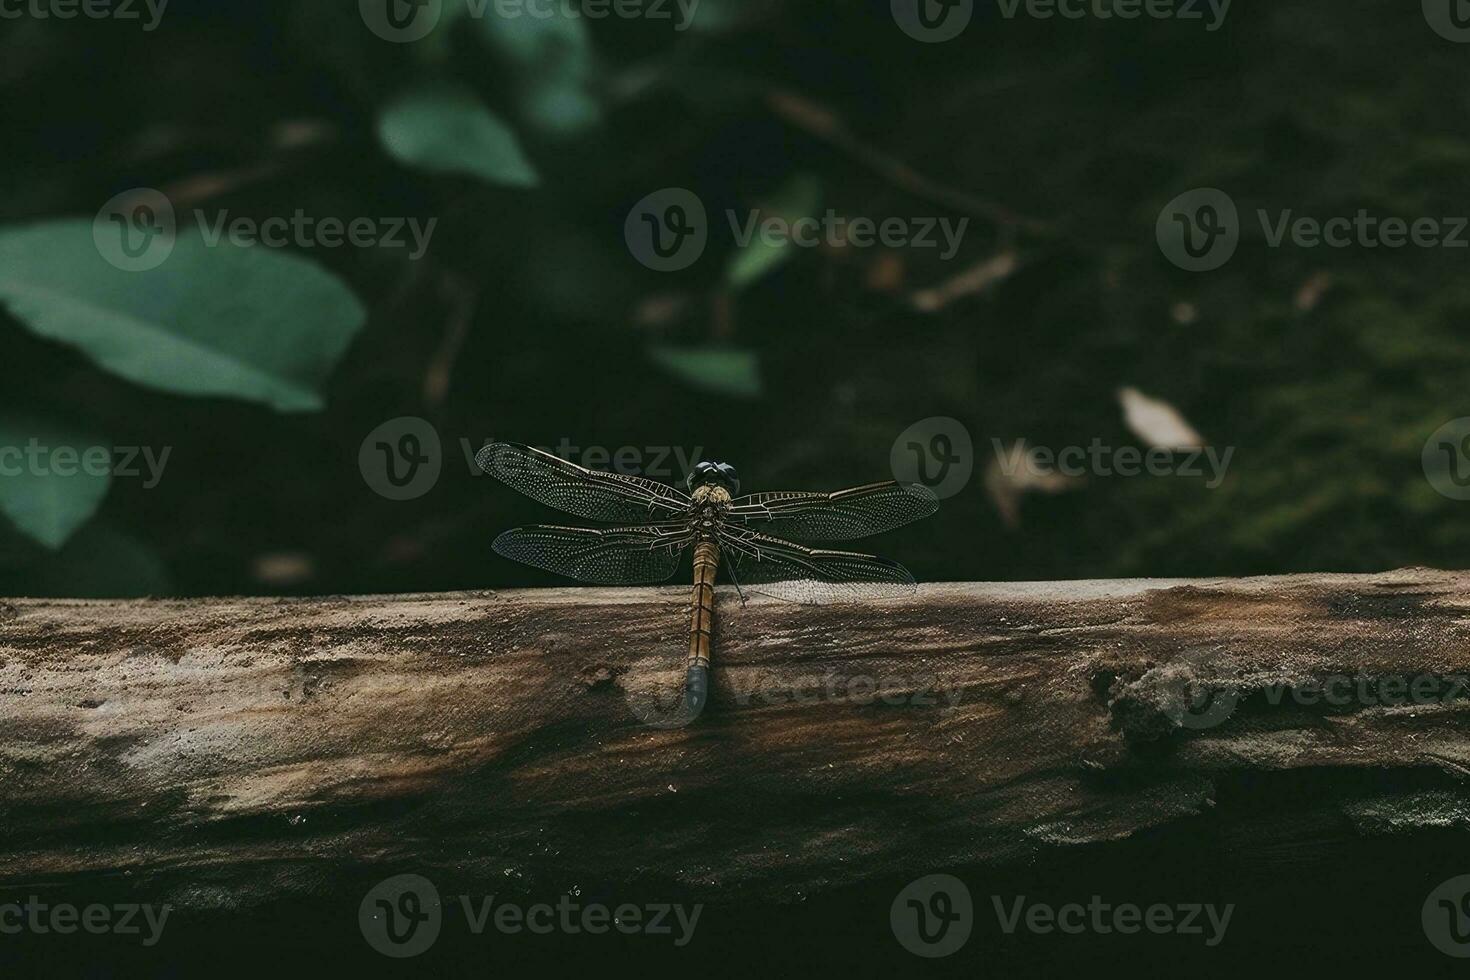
[477,442,693,523]
[717,526,917,604]
[725,481,938,541]
[494,524,694,584]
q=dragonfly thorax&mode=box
[690,483,731,536]
[691,483,732,514]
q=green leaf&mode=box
[469,11,601,137]
[379,82,540,187]
[648,347,761,398]
[0,221,366,412]
[726,174,823,288]
[518,83,601,138]
[0,415,111,550]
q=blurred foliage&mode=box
[0,0,1467,597]
[377,81,541,186]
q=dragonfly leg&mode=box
[725,558,749,607]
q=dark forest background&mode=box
[6,1,1470,975]
[4,0,1469,599]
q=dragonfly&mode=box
[476,442,938,720]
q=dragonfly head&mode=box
[687,460,740,495]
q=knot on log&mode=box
[1103,655,1470,748]
[1103,648,1244,743]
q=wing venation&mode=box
[493,524,693,584]
[725,481,937,541]
[477,442,692,523]
[717,526,916,605]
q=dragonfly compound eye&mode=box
[686,462,717,490]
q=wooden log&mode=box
[4,567,1470,908]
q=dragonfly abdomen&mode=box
[683,535,719,719]
[688,536,719,671]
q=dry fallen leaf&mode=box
[1295,271,1333,312]
[632,292,692,329]
[251,551,316,586]
[911,251,1018,312]
[984,441,1085,528]
[1117,387,1204,450]
[865,251,907,293]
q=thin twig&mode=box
[423,270,479,409]
[766,89,1056,239]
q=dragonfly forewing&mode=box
[477,442,693,524]
[725,481,938,541]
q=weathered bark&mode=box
[4,568,1470,908]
